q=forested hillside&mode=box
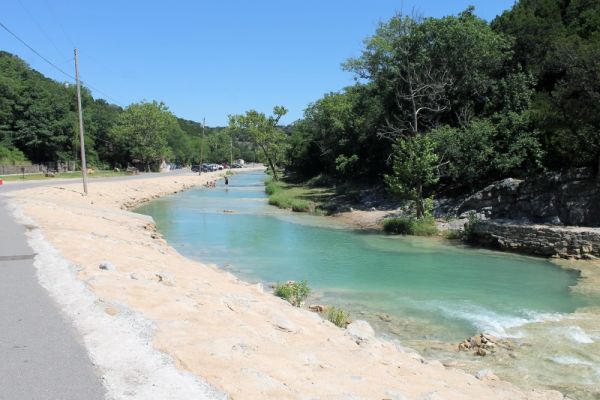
[284,1,600,206]
[0,51,253,169]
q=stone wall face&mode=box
[436,168,600,227]
[472,220,600,259]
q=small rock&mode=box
[129,272,140,280]
[104,306,119,316]
[475,369,499,381]
[481,333,498,343]
[309,304,326,313]
[458,340,471,351]
[273,315,299,333]
[475,347,487,357]
[442,360,459,368]
[345,320,375,344]
[470,335,482,347]
[377,313,392,322]
[99,261,116,271]
[155,271,175,286]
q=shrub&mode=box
[264,178,281,195]
[0,145,30,165]
[383,217,413,234]
[382,216,438,236]
[326,306,349,328]
[410,216,438,236]
[274,280,310,307]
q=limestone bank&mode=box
[6,169,566,400]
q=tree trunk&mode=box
[259,145,278,181]
[267,157,278,181]
[416,183,424,219]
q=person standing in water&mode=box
[225,176,229,186]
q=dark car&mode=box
[191,165,200,172]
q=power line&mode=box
[17,0,65,62]
[42,0,76,49]
[0,20,75,81]
[80,79,126,108]
[0,20,125,107]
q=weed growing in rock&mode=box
[274,280,310,307]
[326,306,349,328]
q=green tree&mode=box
[345,8,515,132]
[286,85,385,181]
[110,101,179,171]
[493,0,600,172]
[384,135,439,218]
[228,106,288,180]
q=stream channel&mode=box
[137,170,600,399]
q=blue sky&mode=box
[1,1,516,126]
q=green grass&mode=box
[273,280,311,307]
[0,170,129,181]
[411,216,438,236]
[382,216,438,236]
[264,177,333,214]
[265,178,281,195]
[325,306,350,328]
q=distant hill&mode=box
[0,51,251,168]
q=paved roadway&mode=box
[0,170,195,400]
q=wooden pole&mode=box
[74,48,88,194]
[199,117,205,175]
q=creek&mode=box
[137,170,600,399]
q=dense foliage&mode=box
[284,1,600,207]
[0,51,253,169]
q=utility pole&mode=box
[199,117,205,175]
[74,48,88,195]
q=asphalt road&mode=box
[0,169,218,399]
[0,195,106,400]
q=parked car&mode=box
[191,165,200,172]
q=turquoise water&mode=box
[136,171,595,342]
[137,171,600,397]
